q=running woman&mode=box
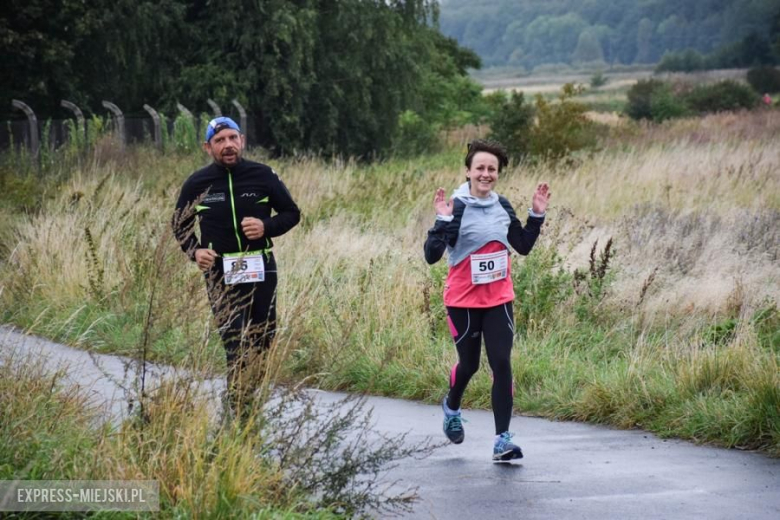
[424,139,550,461]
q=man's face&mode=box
[203,129,245,167]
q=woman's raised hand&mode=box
[532,182,551,215]
[434,188,453,217]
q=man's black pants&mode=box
[204,252,277,414]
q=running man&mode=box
[173,116,300,415]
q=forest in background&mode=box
[1,0,480,157]
[5,1,780,158]
[439,0,780,69]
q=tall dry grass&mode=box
[0,342,424,517]
[0,109,778,454]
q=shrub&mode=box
[572,238,615,322]
[626,79,668,120]
[627,79,760,122]
[0,167,48,213]
[64,118,86,159]
[753,304,780,353]
[703,317,738,346]
[512,244,572,334]
[650,84,690,121]
[485,90,534,163]
[747,66,780,94]
[427,74,486,128]
[655,52,681,73]
[392,110,440,157]
[476,90,504,124]
[86,115,106,146]
[590,71,608,88]
[159,113,170,152]
[655,50,706,73]
[683,80,760,114]
[529,83,597,162]
[173,115,199,153]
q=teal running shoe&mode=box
[493,432,523,461]
[442,397,464,444]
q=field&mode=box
[1,108,779,463]
[476,67,752,113]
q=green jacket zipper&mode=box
[227,169,243,251]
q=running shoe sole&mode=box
[492,448,523,462]
[443,423,464,444]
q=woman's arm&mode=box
[424,188,454,264]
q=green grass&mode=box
[1,110,778,457]
[0,345,419,518]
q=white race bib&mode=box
[470,250,508,285]
[222,251,265,285]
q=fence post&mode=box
[60,100,86,145]
[143,104,163,149]
[176,103,199,147]
[176,103,194,120]
[207,99,222,117]
[231,99,247,140]
[11,100,39,159]
[101,101,125,150]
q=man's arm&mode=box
[172,179,201,260]
[263,173,301,237]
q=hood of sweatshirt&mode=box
[446,182,510,266]
[453,182,499,208]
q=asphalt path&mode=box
[2,326,779,519]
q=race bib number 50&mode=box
[470,250,508,285]
[222,251,265,285]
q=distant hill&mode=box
[438,0,779,69]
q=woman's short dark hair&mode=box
[465,140,509,172]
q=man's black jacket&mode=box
[173,158,301,260]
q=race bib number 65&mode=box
[470,250,508,285]
[222,251,265,285]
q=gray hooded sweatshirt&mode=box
[424,182,545,267]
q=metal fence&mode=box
[1,99,255,157]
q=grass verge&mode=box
[0,110,778,456]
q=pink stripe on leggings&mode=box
[450,364,458,388]
[447,315,458,338]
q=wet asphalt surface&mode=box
[2,326,779,519]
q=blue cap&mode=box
[204,116,241,142]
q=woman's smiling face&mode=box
[467,151,499,197]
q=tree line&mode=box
[439,0,780,69]
[656,13,780,72]
[2,0,479,157]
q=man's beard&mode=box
[215,149,241,166]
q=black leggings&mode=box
[205,253,277,407]
[445,303,515,435]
